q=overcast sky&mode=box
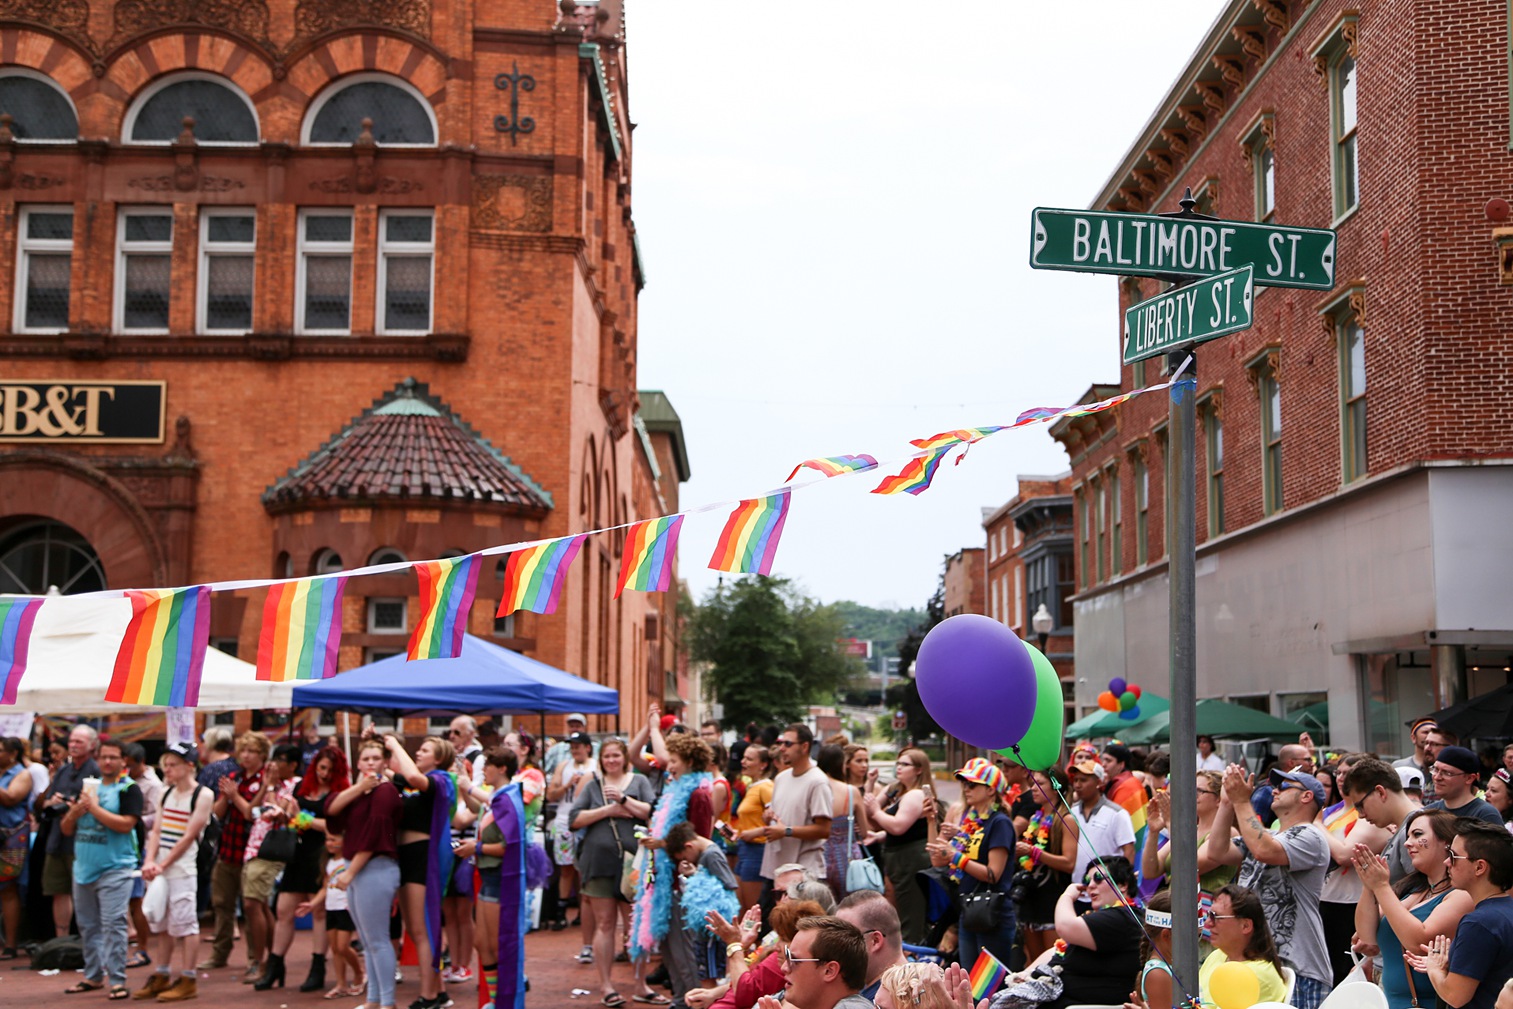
[630,1,1225,610]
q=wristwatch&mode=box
[785,826,793,838]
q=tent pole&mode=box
[342,711,351,768]
[539,711,546,746]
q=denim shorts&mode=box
[735,840,766,883]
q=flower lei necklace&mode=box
[947,805,994,882]
[1018,809,1054,871]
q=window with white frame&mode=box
[377,210,434,334]
[14,206,73,332]
[199,210,255,333]
[1340,315,1367,482]
[298,210,354,334]
[1332,53,1359,216]
[117,209,173,333]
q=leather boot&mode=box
[253,952,286,990]
[132,973,172,1000]
[156,976,198,1002]
[299,953,327,993]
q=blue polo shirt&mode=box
[72,778,142,885]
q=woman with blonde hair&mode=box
[875,962,955,1009]
[865,748,933,944]
[382,734,457,1009]
[731,744,776,912]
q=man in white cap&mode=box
[543,713,592,780]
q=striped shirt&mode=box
[156,785,202,879]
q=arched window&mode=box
[0,70,78,141]
[369,547,407,566]
[124,73,259,144]
[0,520,106,594]
[304,74,436,146]
[313,548,344,575]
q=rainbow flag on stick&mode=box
[968,949,1009,1000]
[785,454,878,482]
[708,492,791,576]
[106,587,211,707]
[256,577,348,682]
[408,554,482,660]
[615,516,683,597]
[871,446,952,496]
[497,535,588,616]
[0,597,43,705]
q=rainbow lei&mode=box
[1018,809,1053,871]
[292,810,316,831]
[947,806,993,883]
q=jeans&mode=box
[75,867,134,987]
[349,856,400,1008]
[957,899,1017,973]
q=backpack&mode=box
[31,935,85,970]
[185,785,219,877]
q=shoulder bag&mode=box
[844,787,884,893]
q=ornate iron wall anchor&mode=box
[493,63,536,144]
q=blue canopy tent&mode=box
[291,634,620,717]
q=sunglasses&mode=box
[782,948,823,968]
[775,740,798,748]
[1205,911,1240,923]
[1447,849,1471,863]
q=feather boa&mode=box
[678,867,739,938]
[629,771,712,960]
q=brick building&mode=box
[0,0,686,733]
[983,473,1076,729]
[941,546,984,618]
[1050,0,1513,753]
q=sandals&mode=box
[631,995,671,1005]
[108,986,131,1001]
[65,981,104,994]
[125,950,152,969]
[602,995,627,1008]
[328,983,368,999]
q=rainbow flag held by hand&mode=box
[256,577,348,681]
[871,446,952,495]
[408,554,482,660]
[969,949,1009,1000]
[708,491,791,576]
[0,597,44,705]
[497,535,588,616]
[106,587,211,707]
[785,454,878,482]
[615,516,683,597]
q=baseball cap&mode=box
[1396,766,1425,791]
[163,741,199,767]
[659,714,678,732]
[1269,767,1326,807]
[1435,745,1480,776]
[565,713,587,725]
[1067,758,1106,782]
[565,731,593,748]
[955,757,1008,794]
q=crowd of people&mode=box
[6,710,1513,1009]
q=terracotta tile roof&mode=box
[262,378,552,513]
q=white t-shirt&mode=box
[1197,752,1226,772]
[26,761,49,807]
[759,764,834,879]
[326,856,349,911]
[1071,796,1136,882]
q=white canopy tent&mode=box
[9,595,291,714]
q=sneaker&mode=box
[444,967,472,984]
[430,996,455,1009]
[408,998,431,1009]
[395,969,404,983]
[574,947,593,964]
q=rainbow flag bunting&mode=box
[408,554,482,660]
[871,446,952,496]
[256,577,348,682]
[106,587,211,707]
[0,597,44,705]
[708,491,791,576]
[497,535,588,616]
[968,949,1009,1000]
[615,516,684,597]
[785,454,878,482]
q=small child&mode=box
[298,832,364,999]
[665,820,740,988]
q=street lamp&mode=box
[1032,603,1054,651]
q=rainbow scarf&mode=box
[421,770,458,969]
[256,577,347,681]
[497,536,587,616]
[0,597,43,705]
[106,587,211,706]
[629,771,711,960]
[490,782,527,1009]
[408,554,481,660]
[707,492,791,575]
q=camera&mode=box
[1008,874,1031,903]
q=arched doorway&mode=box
[0,519,107,594]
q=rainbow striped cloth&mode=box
[256,577,348,681]
[408,554,482,660]
[106,587,211,707]
[497,535,588,616]
[871,446,952,495]
[785,454,878,482]
[708,491,790,576]
[0,597,43,705]
[969,949,1009,1000]
[615,516,683,597]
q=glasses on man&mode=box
[782,948,823,968]
[1431,767,1474,779]
[1446,849,1470,864]
[775,740,798,748]
[1204,911,1240,924]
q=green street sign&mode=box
[1030,207,1336,290]
[1123,264,1254,364]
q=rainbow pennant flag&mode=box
[968,949,1008,1000]
[708,491,791,576]
[256,577,348,682]
[0,597,44,705]
[497,535,588,616]
[871,446,952,496]
[408,554,482,660]
[784,454,878,482]
[106,587,211,707]
[615,516,683,597]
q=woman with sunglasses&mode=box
[864,748,932,944]
[1352,808,1474,1009]
[1011,856,1141,1009]
[1199,884,1287,1007]
[928,758,1016,972]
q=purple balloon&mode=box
[916,614,1037,749]
[1109,677,1127,696]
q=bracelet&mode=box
[1030,847,1041,865]
[726,942,745,957]
[951,851,969,871]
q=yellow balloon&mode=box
[1209,961,1261,1009]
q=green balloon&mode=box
[994,641,1064,771]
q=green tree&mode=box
[689,575,863,730]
